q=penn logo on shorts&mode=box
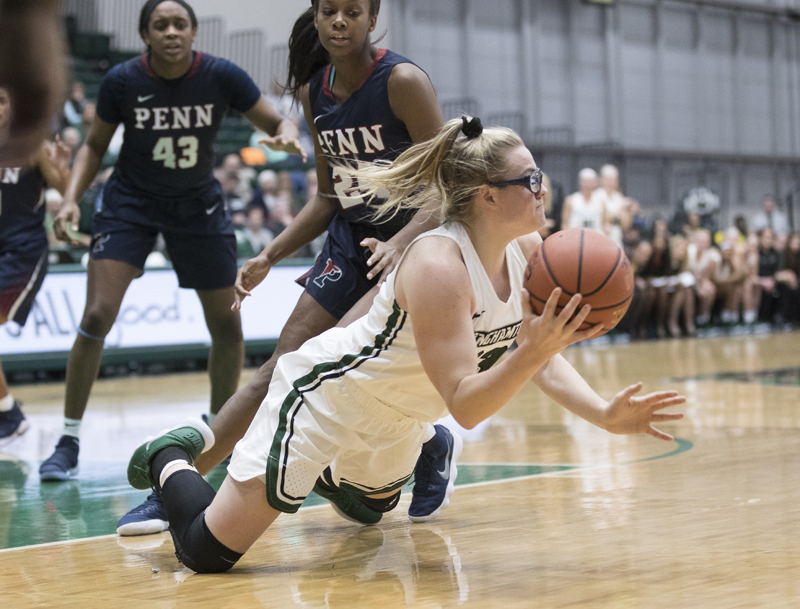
[313,258,343,288]
[92,234,112,253]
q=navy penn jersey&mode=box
[0,165,46,248]
[309,49,418,234]
[96,52,261,201]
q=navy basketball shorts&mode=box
[0,236,49,326]
[300,214,395,319]
[91,176,237,291]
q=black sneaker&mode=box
[39,435,80,481]
[0,401,30,448]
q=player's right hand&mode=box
[232,254,272,311]
[517,287,603,361]
[53,201,81,245]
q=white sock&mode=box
[0,394,13,412]
[422,423,437,444]
[159,459,196,488]
[744,310,757,324]
[64,417,82,439]
[206,412,217,426]
[696,313,711,325]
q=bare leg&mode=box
[205,475,281,553]
[193,292,338,475]
[655,287,669,338]
[196,288,244,416]
[668,287,684,337]
[683,288,696,335]
[64,259,140,420]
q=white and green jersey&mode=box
[329,222,527,423]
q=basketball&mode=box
[524,229,634,334]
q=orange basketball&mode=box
[524,229,634,334]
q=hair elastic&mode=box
[461,115,483,139]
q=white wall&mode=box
[185,0,392,51]
[96,0,392,56]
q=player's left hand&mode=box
[259,135,308,163]
[603,382,686,441]
[361,237,404,283]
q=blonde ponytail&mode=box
[343,117,525,224]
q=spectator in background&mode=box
[236,205,274,259]
[667,236,695,337]
[593,164,630,246]
[63,81,87,128]
[625,239,653,339]
[218,170,245,215]
[562,168,604,232]
[638,232,672,339]
[756,227,782,323]
[221,153,254,200]
[250,169,278,214]
[60,126,81,164]
[776,233,800,326]
[751,196,790,236]
[734,216,749,242]
[78,102,95,142]
[686,229,719,328]
[713,237,748,325]
[264,190,295,236]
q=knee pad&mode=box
[170,516,243,574]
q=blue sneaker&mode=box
[117,491,169,536]
[0,401,30,448]
[408,425,463,523]
[39,435,80,482]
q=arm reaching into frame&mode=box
[532,353,686,441]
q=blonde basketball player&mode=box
[125,117,685,573]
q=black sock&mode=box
[151,446,192,487]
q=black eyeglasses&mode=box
[488,168,543,194]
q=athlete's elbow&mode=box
[447,407,482,430]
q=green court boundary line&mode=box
[0,438,693,554]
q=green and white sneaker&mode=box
[313,469,383,526]
[127,417,215,490]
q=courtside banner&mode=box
[1,267,305,354]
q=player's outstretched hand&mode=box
[258,136,308,163]
[361,237,404,283]
[53,200,81,245]
[517,287,604,361]
[232,254,272,311]
[603,382,686,441]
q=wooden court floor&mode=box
[1,331,800,608]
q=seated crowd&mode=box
[557,165,799,337]
[43,84,800,337]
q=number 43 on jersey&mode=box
[152,136,199,169]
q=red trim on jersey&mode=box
[140,51,203,80]
[322,48,388,101]
[140,53,157,78]
[186,51,203,78]
[322,64,335,100]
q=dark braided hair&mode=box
[284,0,381,101]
